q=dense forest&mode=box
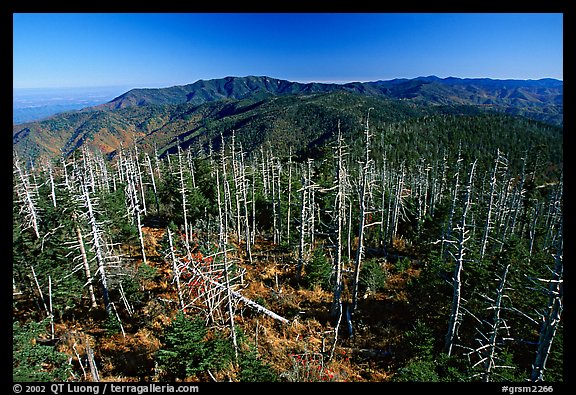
[13,106,563,383]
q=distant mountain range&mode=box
[13,75,563,165]
[101,75,562,115]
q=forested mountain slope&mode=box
[13,75,562,167]
[12,75,563,384]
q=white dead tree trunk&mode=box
[270,153,282,245]
[480,149,507,259]
[42,161,58,208]
[530,219,563,382]
[186,148,197,189]
[251,168,257,245]
[80,176,113,315]
[378,150,389,253]
[179,250,289,324]
[260,146,270,199]
[230,131,243,243]
[124,150,147,265]
[445,159,477,356]
[352,108,377,312]
[73,214,98,308]
[154,143,163,182]
[296,158,316,279]
[230,134,252,262]
[13,152,41,239]
[442,144,463,260]
[239,148,253,263]
[30,265,50,320]
[331,122,349,319]
[167,227,185,311]
[286,148,293,242]
[176,145,191,253]
[69,151,126,316]
[507,152,528,239]
[414,157,431,233]
[81,146,97,195]
[542,174,562,251]
[469,262,513,382]
[94,150,112,194]
[390,163,406,244]
[133,145,147,216]
[217,136,239,361]
[144,152,160,214]
[62,164,99,309]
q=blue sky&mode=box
[13,13,563,89]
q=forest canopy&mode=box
[13,93,563,384]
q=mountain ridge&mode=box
[98,75,563,111]
[13,75,563,166]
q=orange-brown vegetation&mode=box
[29,226,422,382]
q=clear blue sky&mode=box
[13,13,563,89]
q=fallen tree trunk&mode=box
[184,255,290,324]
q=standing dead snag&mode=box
[177,145,191,254]
[378,150,390,254]
[442,144,463,260]
[73,215,98,308]
[61,158,100,309]
[217,134,239,360]
[469,262,513,382]
[331,121,349,319]
[80,176,113,315]
[286,148,294,242]
[13,151,41,239]
[122,149,147,265]
[230,133,253,263]
[326,124,354,358]
[42,160,58,208]
[390,163,406,245]
[480,149,508,259]
[530,220,563,382]
[145,152,161,215]
[296,158,317,279]
[351,108,377,313]
[445,159,477,356]
[167,228,186,311]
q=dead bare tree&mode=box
[445,159,477,356]
[296,158,317,279]
[41,160,58,208]
[144,152,160,215]
[123,149,147,265]
[230,133,253,262]
[530,219,563,382]
[441,144,463,260]
[176,144,191,254]
[167,227,186,311]
[239,147,253,263]
[390,163,406,245]
[480,149,508,259]
[80,175,113,315]
[217,134,239,360]
[331,121,350,318]
[286,148,294,242]
[352,108,379,312]
[469,262,515,382]
[270,152,282,245]
[13,151,41,239]
[72,213,98,308]
[60,161,99,309]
